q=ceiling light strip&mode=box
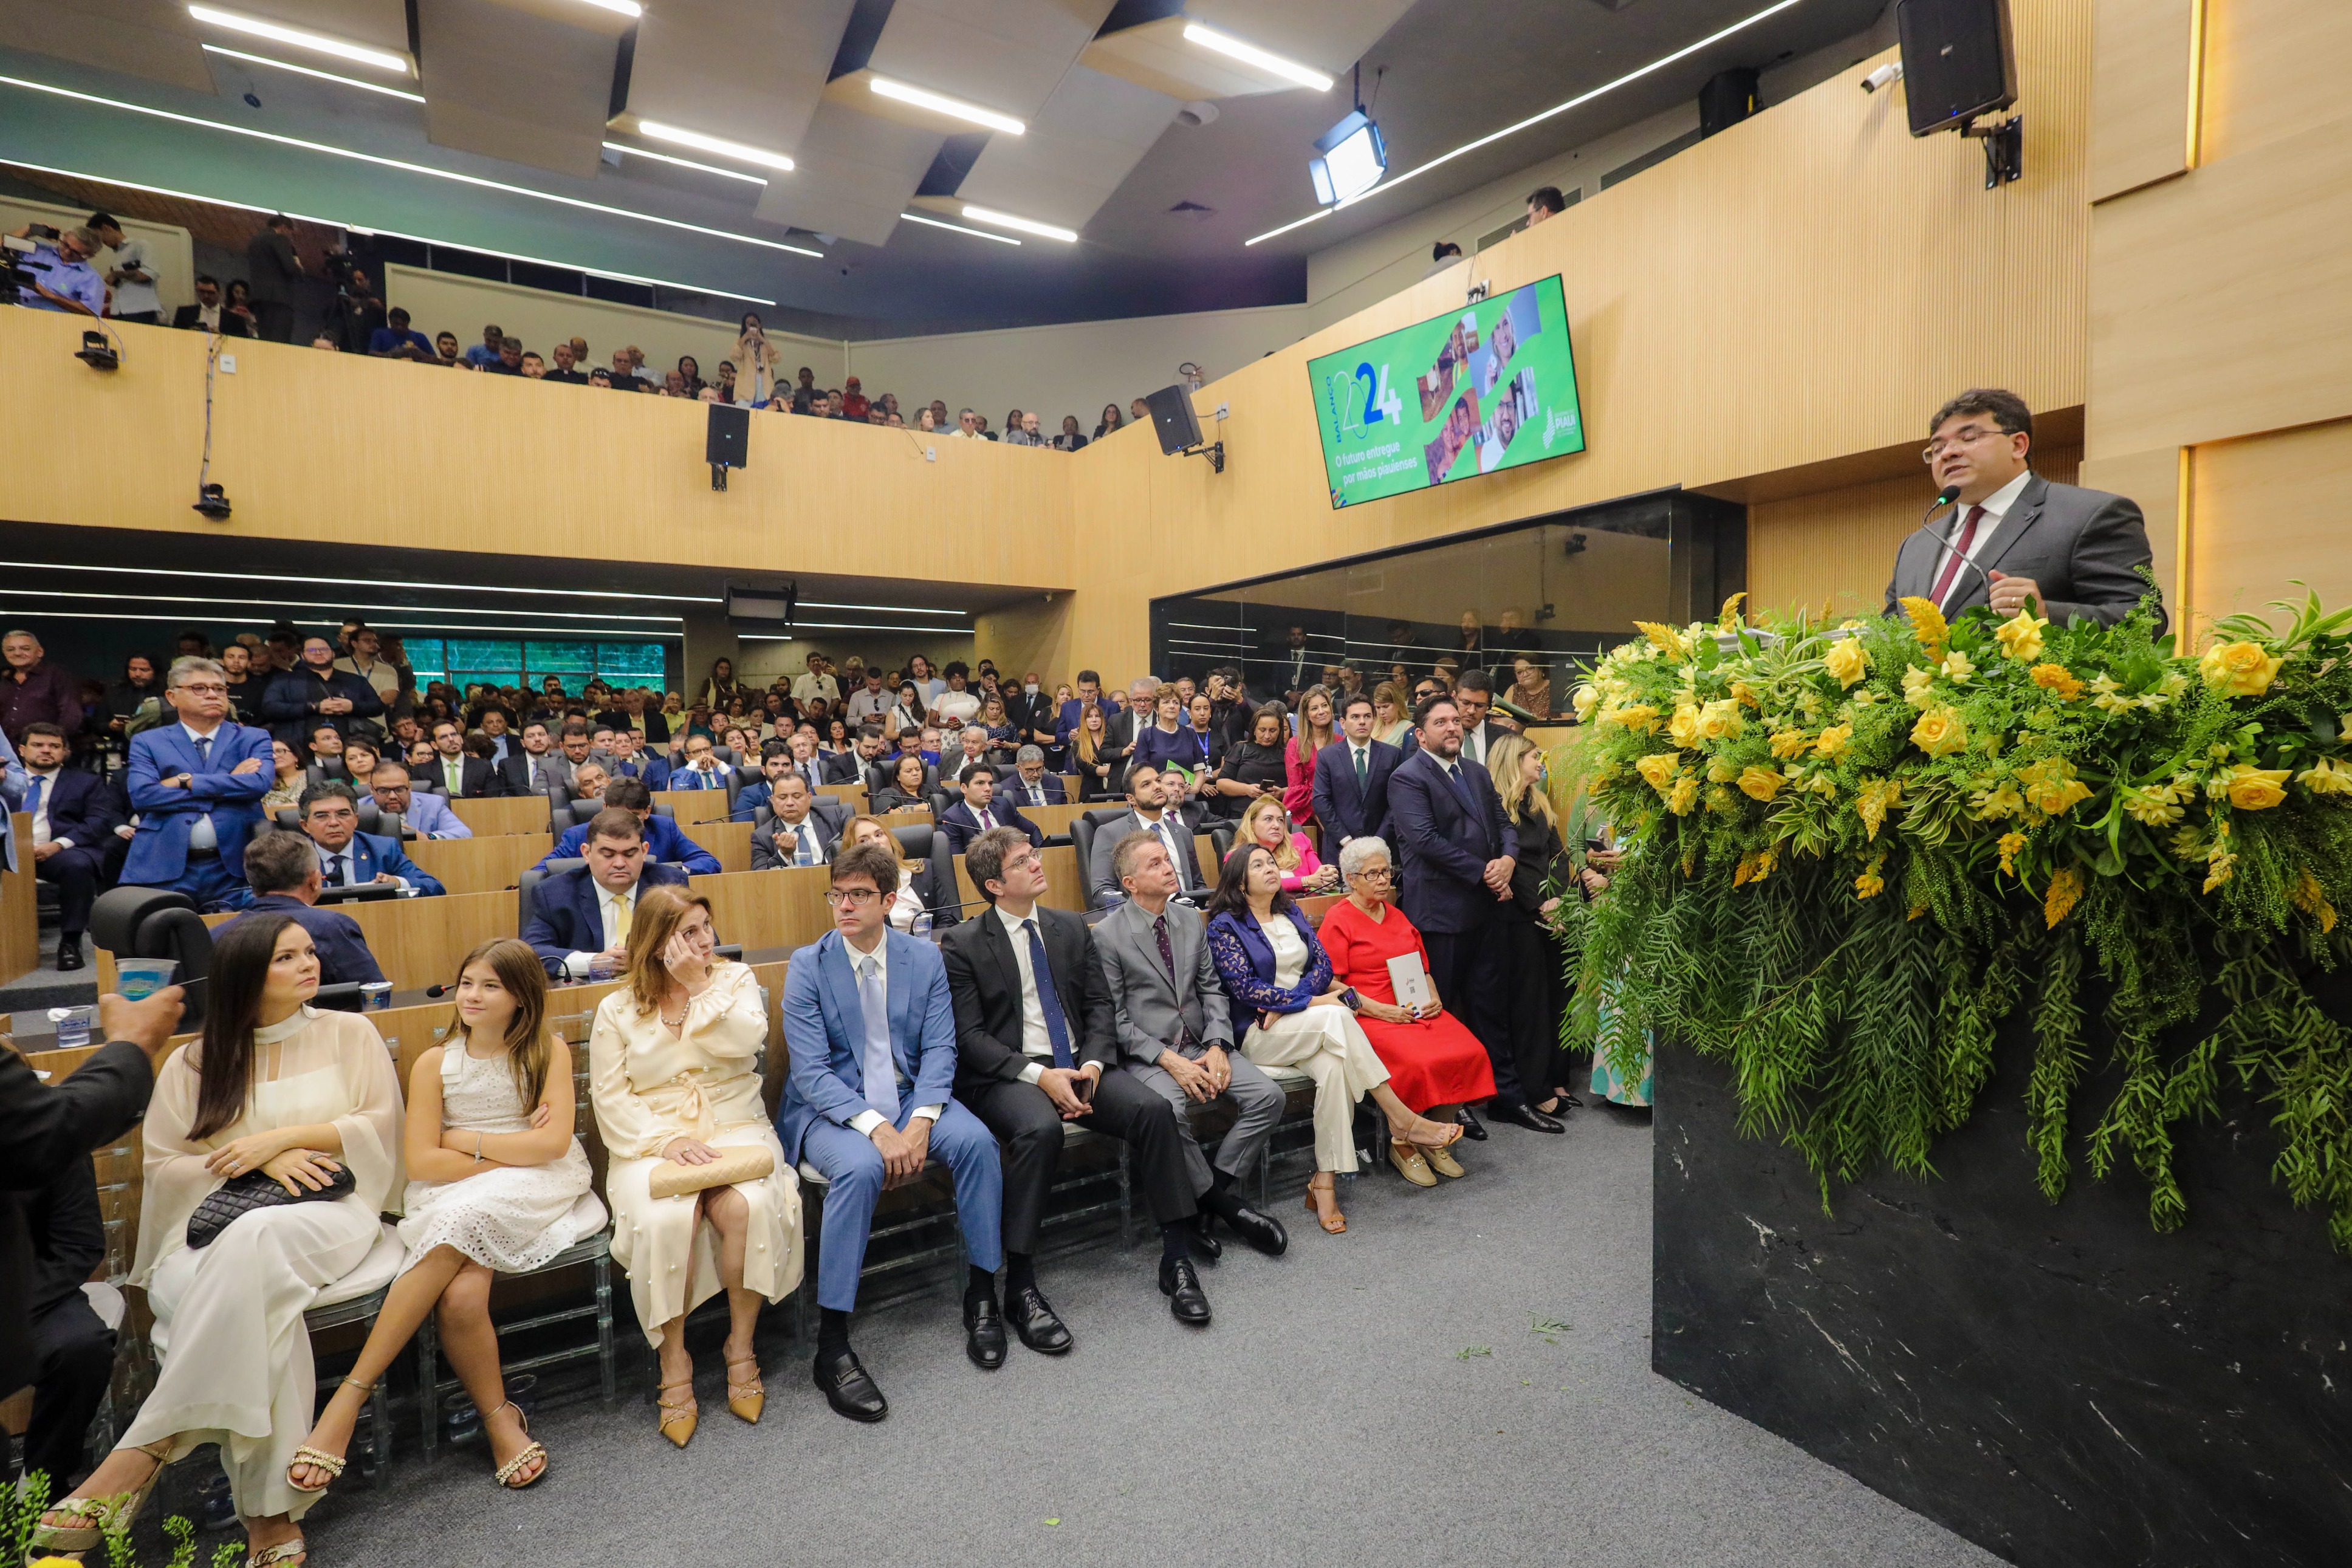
[797,601,970,615]
[0,558,721,603]
[634,120,794,172]
[5,586,679,622]
[767,620,981,634]
[187,5,411,75]
[959,204,1077,242]
[897,211,1019,245]
[201,45,426,102]
[1179,24,1334,92]
[0,75,825,258]
[868,76,1026,135]
[574,0,643,16]
[603,142,768,186]
[1243,0,1805,246]
[0,608,683,638]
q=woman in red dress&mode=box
[1317,835,1497,1186]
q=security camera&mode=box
[1861,61,1903,94]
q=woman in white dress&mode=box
[33,914,402,1568]
[589,886,800,1447]
[286,937,604,1496]
[1204,844,1462,1236]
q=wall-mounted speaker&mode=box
[1896,0,2017,137]
[706,403,750,468]
[1143,384,1203,456]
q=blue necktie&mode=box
[1023,918,1074,1069]
[193,735,211,767]
[1445,760,1476,812]
[25,776,43,818]
[857,955,899,1119]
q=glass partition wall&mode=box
[1150,491,1745,717]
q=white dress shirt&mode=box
[840,934,942,1135]
[562,882,638,979]
[1930,467,2034,610]
[317,839,405,890]
[774,810,826,866]
[27,767,64,847]
[990,906,1088,1084]
[179,719,227,852]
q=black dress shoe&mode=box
[1489,1100,1566,1134]
[1187,1212,1224,1263]
[1159,1258,1212,1326]
[963,1294,1007,1370]
[1455,1104,1489,1141]
[55,939,84,972]
[812,1348,888,1422]
[1006,1285,1073,1355]
[1219,1202,1288,1257]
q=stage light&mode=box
[1309,111,1385,205]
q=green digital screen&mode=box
[1306,274,1585,508]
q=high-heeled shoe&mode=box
[32,1438,174,1554]
[1303,1172,1346,1233]
[286,1376,372,1493]
[487,1401,548,1488]
[725,1349,765,1424]
[657,1374,699,1448]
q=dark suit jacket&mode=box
[1311,737,1402,849]
[1883,472,2162,631]
[30,767,122,848]
[258,666,384,745]
[538,815,720,875]
[1000,770,1068,809]
[821,750,865,786]
[171,303,250,336]
[312,829,446,896]
[497,750,565,798]
[521,863,691,973]
[1387,748,1518,935]
[940,904,1117,1094]
[231,893,386,985]
[1,1040,153,1395]
[750,803,848,870]
[421,755,508,799]
[938,798,1044,855]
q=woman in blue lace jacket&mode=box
[1205,843,1464,1235]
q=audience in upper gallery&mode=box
[226,826,388,987]
[750,773,849,871]
[938,762,1043,855]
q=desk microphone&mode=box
[1907,484,1995,610]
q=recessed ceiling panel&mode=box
[0,0,215,94]
[1179,0,1416,79]
[865,0,1116,122]
[624,0,856,161]
[954,63,1172,231]
[752,98,942,246]
[414,0,622,177]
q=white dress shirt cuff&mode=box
[1018,1060,1045,1085]
[563,951,595,981]
[849,1110,887,1135]
[911,1104,942,1123]
[50,836,74,851]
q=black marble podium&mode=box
[1652,1029,2352,1567]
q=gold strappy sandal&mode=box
[30,1438,173,1554]
[287,1376,374,1493]
[487,1400,549,1488]
[657,1374,698,1448]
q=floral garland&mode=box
[1557,585,2352,1248]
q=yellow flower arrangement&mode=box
[1634,753,1680,794]
[1854,863,1885,899]
[1910,704,1968,759]
[2044,866,2085,927]
[2217,764,2292,811]
[2029,663,2085,700]
[1822,638,1871,690]
[1993,607,2048,662]
[1899,595,1949,659]
[1667,775,1700,815]
[1902,665,1937,708]
[1767,728,1813,760]
[1855,776,1904,839]
[1634,620,1692,660]
[2300,758,2352,796]
[1737,765,1785,802]
[1668,703,1702,749]
[1730,679,1760,709]
[2293,869,2339,933]
[2121,782,2187,826]
[1570,683,1600,721]
[1997,830,2027,875]
[1970,782,2026,821]
[1600,704,1661,734]
[2017,756,2094,817]
[2199,639,2286,697]
[1695,698,1745,742]
[1812,724,1853,760]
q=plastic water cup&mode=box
[115,958,179,1001]
[50,1005,94,1048]
[360,981,394,1012]
[588,959,620,984]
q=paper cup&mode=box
[115,959,179,1001]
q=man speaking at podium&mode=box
[1884,389,2162,632]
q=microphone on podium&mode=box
[1908,484,1994,609]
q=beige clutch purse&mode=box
[648,1146,775,1199]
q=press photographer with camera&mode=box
[5,222,104,317]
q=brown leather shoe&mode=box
[1388,1140,1437,1187]
[1423,1142,1466,1179]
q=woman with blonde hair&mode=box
[841,812,930,931]
[589,888,800,1446]
[1072,701,1115,801]
[1280,684,1339,830]
[1370,682,1414,749]
[288,938,603,1496]
[1236,793,1337,894]
[1490,733,1580,1113]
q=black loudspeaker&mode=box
[1143,384,1203,456]
[1698,68,1758,139]
[1896,0,2016,137]
[706,402,750,467]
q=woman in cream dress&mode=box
[590,886,801,1447]
[34,914,402,1568]
[1204,844,1463,1236]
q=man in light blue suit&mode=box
[120,656,274,910]
[777,840,1004,1423]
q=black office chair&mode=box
[1069,808,1127,912]
[927,833,963,929]
[1209,824,1237,869]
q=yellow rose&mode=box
[1695,699,1745,743]
[2198,639,2287,697]
[1737,765,1785,802]
[1822,638,1870,690]
[1667,775,1700,815]
[1634,753,1680,793]
[1767,728,1813,760]
[2299,758,2352,796]
[1602,704,1661,734]
[2222,765,2291,810]
[1668,702,1702,750]
[1994,608,2048,662]
[1706,757,1740,784]
[1812,724,1852,760]
[1910,704,1968,759]
[2029,663,2085,701]
[1570,683,1600,722]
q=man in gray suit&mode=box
[1086,762,1206,909]
[1096,831,1288,1258]
[1884,388,2162,631]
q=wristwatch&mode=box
[1339,987,1362,1013]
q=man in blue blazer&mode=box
[936,762,1043,856]
[600,730,668,790]
[296,782,446,895]
[121,656,274,911]
[533,776,721,874]
[522,807,691,979]
[1311,694,1404,855]
[19,723,122,968]
[227,827,386,987]
[730,750,798,823]
[1387,692,1555,1134]
[1003,746,1068,810]
[777,840,1006,1421]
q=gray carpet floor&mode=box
[246,1108,1997,1567]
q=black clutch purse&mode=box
[186,1164,357,1250]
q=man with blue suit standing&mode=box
[522,807,691,979]
[296,782,446,895]
[1387,692,1557,1136]
[533,776,721,874]
[778,841,1006,1422]
[1312,694,1403,855]
[120,656,273,911]
[936,763,1043,856]
[19,722,120,970]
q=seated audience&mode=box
[524,806,693,977]
[1096,831,1287,1258]
[497,719,567,798]
[1211,703,1289,820]
[938,762,1043,855]
[368,760,470,838]
[1086,762,1206,908]
[828,724,885,786]
[1490,733,1578,1114]
[1052,414,1088,452]
[780,728,828,795]
[296,781,445,895]
[667,733,729,792]
[537,776,720,874]
[33,916,401,1566]
[260,636,382,746]
[341,739,380,790]
[289,939,602,1495]
[226,827,388,986]
[777,842,1005,1420]
[1506,656,1552,721]
[1318,837,1497,1186]
[840,813,930,931]
[1205,843,1462,1236]
[732,748,798,822]
[1236,793,1336,894]
[750,773,846,869]
[1003,744,1067,809]
[1313,693,1403,854]
[303,722,352,784]
[973,693,1020,761]
[589,888,801,1445]
[121,657,273,912]
[869,752,935,815]
[423,720,507,798]
[21,721,122,970]
[366,307,433,360]
[947,723,993,781]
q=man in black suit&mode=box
[1311,694,1402,854]
[1450,669,1516,772]
[1885,388,2161,631]
[825,725,883,786]
[19,723,120,970]
[938,764,1044,856]
[421,719,506,798]
[1266,626,1312,700]
[497,719,567,798]
[1388,693,1557,1135]
[939,828,1212,1341]
[170,275,249,336]
[1003,745,1067,810]
[750,773,848,869]
[223,829,386,987]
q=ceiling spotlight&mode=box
[899,211,1020,245]
[574,0,643,14]
[869,76,1026,135]
[1309,109,1386,205]
[634,120,795,171]
[959,204,1077,242]
[186,5,410,74]
[1179,24,1334,92]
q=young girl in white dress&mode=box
[287,937,605,1496]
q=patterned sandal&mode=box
[286,1377,373,1493]
[725,1351,765,1425]
[31,1439,173,1552]
[487,1401,549,1488]
[247,1536,307,1566]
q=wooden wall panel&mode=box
[405,833,551,897]
[1,814,34,986]
[2189,417,2352,631]
[2200,0,2352,165]
[690,866,834,954]
[2090,0,2198,201]
[448,796,555,837]
[656,789,735,826]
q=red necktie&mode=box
[1929,505,1986,605]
